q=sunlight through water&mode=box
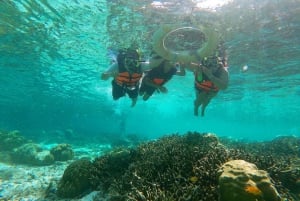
[195,0,234,11]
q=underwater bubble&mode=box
[242,65,248,72]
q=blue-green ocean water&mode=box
[0,0,299,143]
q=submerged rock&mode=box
[12,143,55,166]
[50,143,74,161]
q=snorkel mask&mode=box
[202,56,223,69]
[121,48,141,71]
[125,56,139,68]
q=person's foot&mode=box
[131,98,137,107]
[201,104,207,116]
[143,93,150,101]
[194,100,199,116]
[201,109,205,117]
[139,90,144,96]
[194,107,198,116]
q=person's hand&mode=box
[158,86,168,93]
[101,73,110,80]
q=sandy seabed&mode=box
[0,144,110,201]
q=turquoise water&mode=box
[0,0,299,142]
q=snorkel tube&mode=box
[152,25,220,63]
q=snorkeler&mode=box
[139,52,186,101]
[101,47,143,107]
[192,44,229,116]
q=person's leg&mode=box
[194,91,202,116]
[131,97,137,107]
[142,93,151,101]
[142,86,156,101]
[201,98,209,116]
[139,82,146,96]
[139,82,156,101]
[201,92,217,116]
[112,80,125,100]
[127,86,139,107]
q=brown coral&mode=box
[57,159,93,198]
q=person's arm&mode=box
[140,61,152,72]
[148,55,164,69]
[202,66,229,90]
[182,62,199,72]
[143,56,164,71]
[101,63,118,80]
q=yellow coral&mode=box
[244,185,262,196]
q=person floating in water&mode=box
[101,46,146,107]
[139,52,186,101]
[192,44,229,116]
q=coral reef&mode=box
[56,159,93,198]
[90,147,137,192]
[220,135,300,200]
[218,160,281,201]
[58,132,230,200]
[11,143,55,166]
[50,144,74,161]
[0,130,75,166]
[0,130,29,151]
[276,158,300,195]
[113,132,228,200]
[56,132,300,200]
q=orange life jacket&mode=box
[116,72,142,87]
[147,61,176,86]
[152,78,164,85]
[115,49,142,87]
[194,71,219,92]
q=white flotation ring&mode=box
[152,25,220,63]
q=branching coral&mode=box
[91,132,229,200]
[56,132,300,200]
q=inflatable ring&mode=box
[152,25,220,63]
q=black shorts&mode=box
[139,82,157,97]
[112,80,139,100]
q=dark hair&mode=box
[201,56,218,67]
[118,49,140,63]
[117,49,141,71]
